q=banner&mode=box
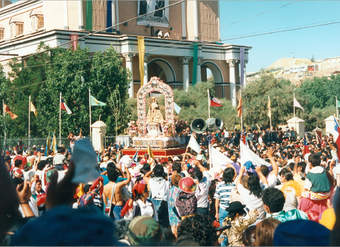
[174,102,181,114]
[192,42,198,85]
[86,0,93,31]
[138,36,145,86]
[240,141,271,167]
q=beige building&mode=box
[0,0,250,105]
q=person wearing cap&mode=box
[126,216,163,246]
[219,201,258,246]
[176,177,197,220]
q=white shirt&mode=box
[149,177,169,201]
[236,183,265,220]
[195,171,211,208]
[134,199,154,217]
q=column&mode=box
[144,54,149,85]
[228,59,238,107]
[64,0,69,29]
[197,57,202,83]
[243,62,247,87]
[78,0,84,30]
[193,0,199,40]
[182,57,190,91]
[115,0,119,31]
[124,53,134,98]
[181,0,186,39]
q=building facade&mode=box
[0,0,250,106]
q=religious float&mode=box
[121,77,186,157]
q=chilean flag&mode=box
[60,98,72,114]
[331,116,340,162]
[210,96,223,107]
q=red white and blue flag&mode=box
[303,135,310,156]
[331,116,340,161]
[60,98,72,114]
[210,96,223,107]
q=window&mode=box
[15,22,23,36]
[37,14,44,29]
[0,28,4,41]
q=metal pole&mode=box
[59,92,62,145]
[336,96,339,119]
[89,89,92,137]
[240,91,243,133]
[207,89,211,119]
[293,92,296,118]
[2,99,6,149]
[28,95,31,147]
[268,95,272,131]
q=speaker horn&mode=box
[190,118,207,133]
[206,118,223,130]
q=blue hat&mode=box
[273,219,330,246]
[244,161,255,170]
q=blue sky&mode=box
[219,0,340,72]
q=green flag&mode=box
[86,0,93,31]
[337,99,340,108]
[90,95,106,106]
[192,42,198,86]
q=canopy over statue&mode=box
[136,77,175,136]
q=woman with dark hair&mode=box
[236,166,265,220]
[254,218,280,246]
[167,173,181,237]
[103,162,131,220]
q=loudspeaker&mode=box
[206,118,223,130]
[190,118,207,133]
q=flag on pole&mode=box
[51,132,57,154]
[210,95,223,107]
[240,141,271,167]
[337,99,340,108]
[147,145,154,159]
[3,103,18,120]
[90,95,107,106]
[45,133,51,156]
[138,36,145,86]
[210,146,233,169]
[303,135,310,156]
[330,116,340,162]
[187,135,201,154]
[294,97,304,111]
[174,102,181,114]
[133,150,139,163]
[237,95,242,118]
[267,96,271,119]
[30,100,38,116]
[60,98,72,114]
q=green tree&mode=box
[243,74,294,128]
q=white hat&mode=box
[173,156,180,161]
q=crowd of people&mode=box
[1,126,340,246]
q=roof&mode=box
[287,117,305,123]
[91,121,106,128]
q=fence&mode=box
[0,136,117,151]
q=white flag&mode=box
[294,97,304,111]
[174,102,181,114]
[187,135,201,154]
[240,141,271,167]
[210,146,233,170]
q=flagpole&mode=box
[336,96,339,119]
[293,92,296,118]
[89,88,92,137]
[59,92,62,145]
[207,89,211,119]
[268,95,272,131]
[28,95,31,147]
[2,99,6,149]
[240,91,243,133]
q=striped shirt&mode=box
[214,182,236,209]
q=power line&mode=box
[4,0,185,61]
[221,19,340,41]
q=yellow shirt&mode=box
[319,207,335,230]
